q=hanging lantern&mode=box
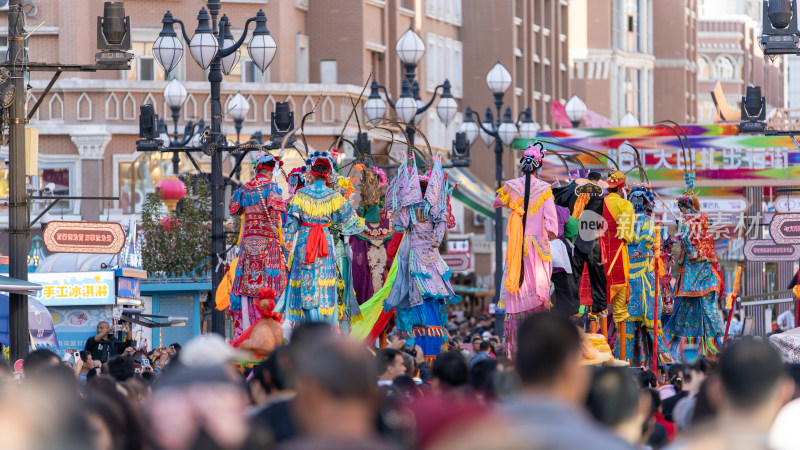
[156,177,187,211]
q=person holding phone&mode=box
[83,321,134,363]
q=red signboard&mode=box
[442,253,471,271]
[43,221,126,254]
[743,239,800,262]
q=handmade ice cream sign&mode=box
[770,214,800,245]
[742,239,800,262]
[43,221,126,254]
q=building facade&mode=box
[568,0,699,125]
[696,0,786,123]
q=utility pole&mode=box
[8,0,28,362]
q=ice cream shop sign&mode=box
[42,222,126,254]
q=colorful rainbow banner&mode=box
[511,125,800,187]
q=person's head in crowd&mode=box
[667,365,684,392]
[96,321,111,338]
[469,358,499,400]
[470,333,482,350]
[433,350,468,393]
[249,360,271,406]
[179,334,245,380]
[690,374,722,429]
[586,366,650,445]
[786,363,800,399]
[645,389,670,449]
[376,348,405,383]
[22,348,60,380]
[401,352,418,379]
[85,385,147,450]
[78,351,94,372]
[107,355,135,382]
[477,341,491,355]
[718,339,793,429]
[291,338,378,439]
[288,322,334,368]
[124,377,150,403]
[638,370,657,389]
[392,374,423,403]
[250,345,295,405]
[516,312,588,404]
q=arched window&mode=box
[698,56,715,80]
[716,56,736,81]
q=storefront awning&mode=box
[448,167,498,219]
[0,275,42,295]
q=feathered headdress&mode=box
[676,172,699,211]
[629,186,655,213]
[287,166,307,188]
[252,152,283,172]
[305,150,339,184]
[606,170,626,189]
[520,142,545,174]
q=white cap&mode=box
[179,334,246,368]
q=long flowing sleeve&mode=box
[634,215,655,249]
[284,201,300,247]
[229,187,244,216]
[334,197,366,236]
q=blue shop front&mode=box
[140,277,209,347]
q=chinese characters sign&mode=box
[43,222,125,254]
[742,240,800,262]
[28,271,115,307]
[770,213,800,245]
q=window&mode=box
[296,35,309,84]
[425,33,463,97]
[0,35,29,63]
[129,41,166,82]
[698,56,715,80]
[320,60,338,84]
[223,47,270,84]
[623,0,639,52]
[119,153,211,214]
[37,165,76,214]
[426,0,462,25]
[716,56,736,81]
[625,68,641,119]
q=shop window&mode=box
[128,41,166,82]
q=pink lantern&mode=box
[155,177,186,212]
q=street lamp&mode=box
[462,61,533,336]
[363,28,457,146]
[565,95,587,128]
[228,92,250,143]
[517,107,540,140]
[161,79,204,174]
[620,112,640,127]
[149,0,277,335]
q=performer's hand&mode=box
[414,345,425,365]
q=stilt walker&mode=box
[602,171,635,359]
[617,187,670,365]
[228,153,288,340]
[664,172,725,357]
[279,151,365,326]
[495,142,558,357]
[382,155,461,362]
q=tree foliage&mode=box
[141,175,211,277]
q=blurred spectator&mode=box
[689,374,721,430]
[586,367,650,446]
[469,341,494,369]
[673,361,712,432]
[662,365,689,422]
[22,348,60,380]
[777,309,795,332]
[77,351,94,386]
[83,321,133,364]
[281,337,397,449]
[503,312,633,449]
[252,346,298,442]
[469,358,499,402]
[638,369,657,389]
[675,339,793,449]
[432,351,468,394]
[376,348,405,387]
[107,355,135,382]
[84,387,147,450]
[647,388,675,446]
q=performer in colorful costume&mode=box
[665,174,725,356]
[228,153,287,339]
[280,151,365,326]
[602,171,635,357]
[616,187,670,365]
[495,143,558,356]
[351,166,402,305]
[383,155,460,361]
[550,204,579,317]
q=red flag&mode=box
[550,100,573,128]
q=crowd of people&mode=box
[2,311,800,450]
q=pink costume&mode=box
[494,144,558,357]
